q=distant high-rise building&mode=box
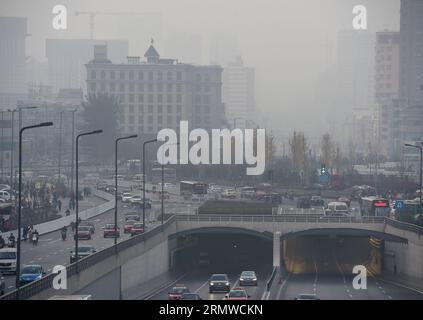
[46,39,129,94]
[336,30,375,109]
[222,56,255,129]
[85,42,225,137]
[397,0,423,170]
[374,31,400,106]
[164,34,202,65]
[0,17,27,109]
[400,0,423,107]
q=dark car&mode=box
[70,245,96,263]
[310,196,324,206]
[181,293,202,300]
[239,271,258,286]
[74,226,92,240]
[294,293,320,300]
[103,224,120,238]
[297,197,311,209]
[209,274,231,293]
[168,285,190,300]
[263,193,282,204]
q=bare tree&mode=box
[289,131,308,184]
[320,133,334,170]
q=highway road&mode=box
[146,265,272,300]
[1,191,200,296]
[275,243,423,300]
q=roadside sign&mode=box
[394,200,404,210]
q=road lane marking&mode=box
[29,260,35,263]
[8,286,13,289]
[195,279,210,293]
[143,273,187,300]
[276,272,291,300]
[378,278,423,295]
[49,239,61,244]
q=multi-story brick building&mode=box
[86,42,225,137]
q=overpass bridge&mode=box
[1,213,422,300]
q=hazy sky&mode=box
[0,0,400,142]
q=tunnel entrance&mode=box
[171,233,273,273]
[283,235,382,276]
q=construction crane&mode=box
[74,11,160,40]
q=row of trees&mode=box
[80,94,355,186]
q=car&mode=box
[294,293,320,300]
[168,285,190,300]
[129,195,142,204]
[130,199,152,209]
[131,222,145,236]
[297,197,311,209]
[70,245,96,263]
[222,189,237,199]
[124,213,140,222]
[310,196,324,206]
[79,221,95,234]
[225,288,250,300]
[239,271,258,286]
[337,196,351,207]
[19,265,45,286]
[325,202,349,216]
[121,192,133,203]
[263,193,282,204]
[240,187,256,199]
[74,226,92,240]
[103,224,120,238]
[180,293,202,300]
[209,274,231,293]
[0,248,17,274]
[124,220,137,234]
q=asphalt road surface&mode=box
[0,195,192,295]
[146,265,272,300]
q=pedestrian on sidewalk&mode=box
[58,199,62,212]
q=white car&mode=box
[121,192,133,203]
[129,195,142,204]
[0,248,17,274]
[325,202,349,216]
[222,189,237,199]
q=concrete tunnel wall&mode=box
[25,219,422,299]
[383,224,423,280]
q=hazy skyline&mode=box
[0,0,400,139]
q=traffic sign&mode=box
[394,200,404,210]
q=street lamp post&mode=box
[161,142,179,224]
[58,111,63,184]
[70,109,77,194]
[405,143,422,213]
[16,121,53,298]
[115,135,137,246]
[75,130,102,271]
[142,139,157,229]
